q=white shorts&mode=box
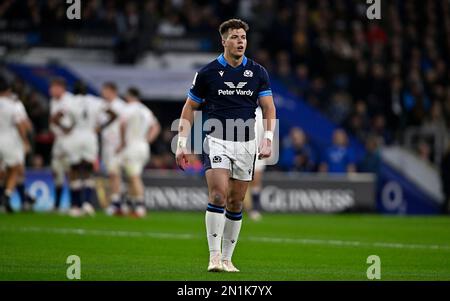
[66,131,98,165]
[254,156,266,172]
[102,143,123,174]
[122,142,149,176]
[0,136,24,168]
[51,138,71,171]
[203,135,257,181]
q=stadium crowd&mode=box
[1,0,449,177]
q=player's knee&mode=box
[227,196,244,212]
[210,190,226,206]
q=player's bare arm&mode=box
[147,118,161,144]
[96,108,117,133]
[258,95,276,160]
[116,120,126,154]
[176,98,201,170]
[50,111,73,135]
[16,120,30,155]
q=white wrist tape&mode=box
[178,136,187,149]
[264,131,274,142]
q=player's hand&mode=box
[175,147,189,171]
[62,125,73,135]
[258,138,272,160]
[116,142,125,154]
[24,140,31,154]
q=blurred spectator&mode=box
[279,127,316,172]
[417,140,432,164]
[369,114,393,146]
[319,129,356,173]
[358,135,381,174]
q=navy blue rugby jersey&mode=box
[187,54,272,142]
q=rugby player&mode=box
[175,19,276,272]
[117,87,160,218]
[0,77,30,213]
[99,82,128,216]
[49,78,73,212]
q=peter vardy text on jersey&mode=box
[218,89,254,96]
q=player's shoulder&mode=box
[246,58,269,75]
[196,58,223,75]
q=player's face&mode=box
[101,87,115,101]
[49,84,64,99]
[222,28,247,58]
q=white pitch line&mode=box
[1,226,450,251]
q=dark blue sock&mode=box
[17,183,26,205]
[82,186,94,205]
[55,186,63,208]
[251,191,261,211]
[70,189,82,208]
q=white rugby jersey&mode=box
[101,97,127,144]
[14,99,29,122]
[0,96,21,138]
[66,94,107,134]
[121,102,156,144]
[50,92,74,137]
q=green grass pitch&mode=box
[1,212,450,280]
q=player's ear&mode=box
[221,37,226,47]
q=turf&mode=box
[0,212,449,280]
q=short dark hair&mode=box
[103,81,117,91]
[50,77,66,88]
[127,87,140,98]
[219,19,249,37]
[73,81,88,95]
[0,75,10,92]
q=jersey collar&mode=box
[217,53,248,68]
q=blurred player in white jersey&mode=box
[49,78,74,212]
[0,77,30,213]
[53,83,117,217]
[247,106,266,221]
[100,82,128,216]
[11,93,36,212]
[117,87,160,218]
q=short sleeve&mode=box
[188,71,207,103]
[15,102,28,121]
[147,108,157,127]
[258,66,272,98]
[13,103,23,124]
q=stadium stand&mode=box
[0,0,449,213]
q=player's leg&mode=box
[68,163,83,217]
[0,165,20,213]
[77,135,98,216]
[106,171,123,214]
[126,173,146,217]
[80,160,96,217]
[205,168,230,271]
[249,168,264,221]
[16,164,35,212]
[105,155,124,216]
[16,164,26,211]
[123,145,148,218]
[221,178,249,272]
[51,143,62,211]
[51,159,66,212]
